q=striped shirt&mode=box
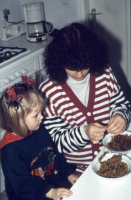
[39,66,130,173]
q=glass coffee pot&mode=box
[27,21,53,38]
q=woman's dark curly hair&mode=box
[44,23,109,83]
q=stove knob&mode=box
[11,75,17,81]
[16,72,22,77]
[21,69,28,75]
[5,77,11,84]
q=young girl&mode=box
[0,75,78,200]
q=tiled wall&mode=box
[0,0,82,40]
[0,0,24,40]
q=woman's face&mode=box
[65,68,90,81]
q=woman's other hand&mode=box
[84,123,107,144]
[107,113,126,135]
[46,188,73,200]
[68,173,80,185]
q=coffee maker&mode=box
[22,2,53,42]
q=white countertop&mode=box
[0,34,52,69]
[63,147,131,200]
[0,33,51,53]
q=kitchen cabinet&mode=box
[37,53,47,87]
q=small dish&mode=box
[102,131,131,154]
[92,153,131,184]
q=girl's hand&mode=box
[84,123,107,144]
[107,113,126,135]
[46,188,73,200]
[68,173,80,185]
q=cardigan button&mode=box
[87,112,91,116]
[94,151,98,155]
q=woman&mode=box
[39,23,130,174]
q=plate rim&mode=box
[92,153,131,180]
[102,131,131,154]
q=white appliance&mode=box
[2,24,24,41]
[22,2,53,42]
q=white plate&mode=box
[92,153,131,184]
[102,131,131,154]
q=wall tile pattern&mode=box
[0,0,81,40]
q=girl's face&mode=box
[65,68,90,81]
[24,107,43,131]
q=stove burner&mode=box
[4,51,12,58]
[0,46,27,63]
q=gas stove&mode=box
[0,46,30,66]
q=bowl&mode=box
[102,131,131,154]
[92,153,131,184]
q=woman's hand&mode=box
[107,113,126,135]
[84,123,107,144]
[46,188,73,200]
[68,173,80,185]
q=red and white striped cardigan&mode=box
[39,66,130,173]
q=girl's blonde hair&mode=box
[0,85,45,138]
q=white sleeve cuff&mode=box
[112,111,126,120]
[80,124,90,140]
